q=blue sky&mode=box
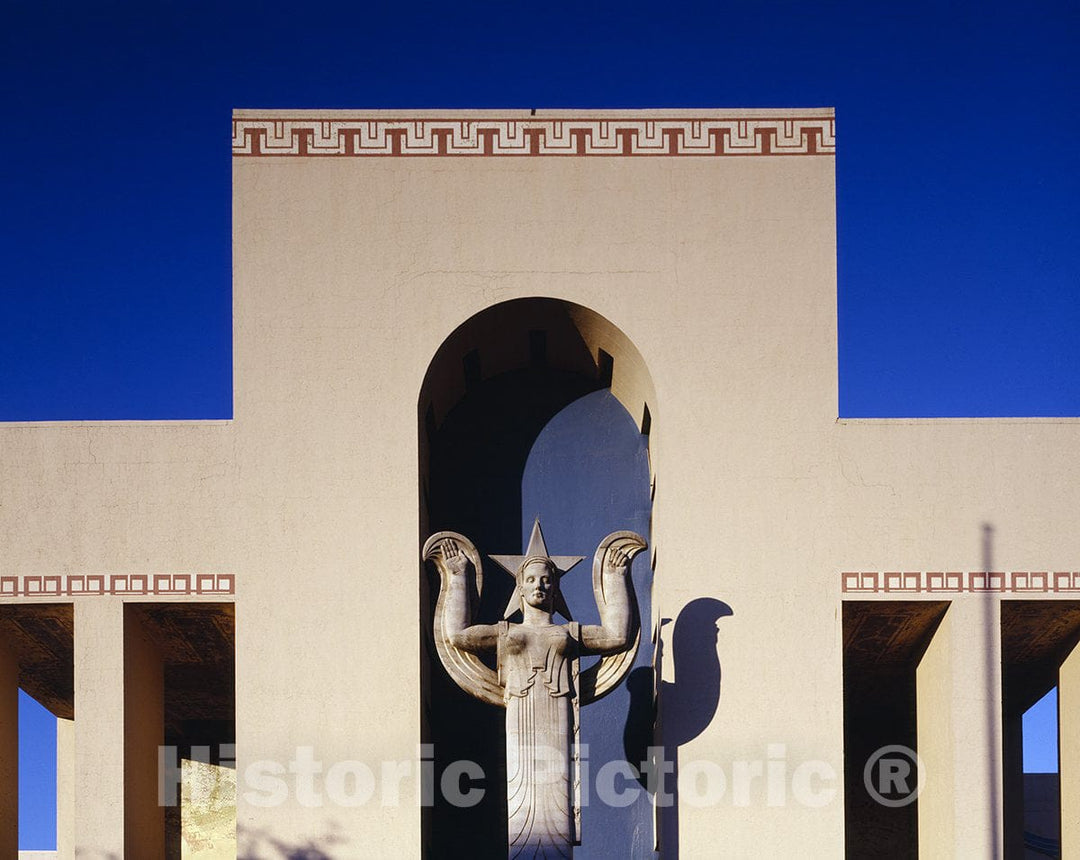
[1,1,1077,420]
[2,0,1076,847]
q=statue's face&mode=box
[519,560,556,610]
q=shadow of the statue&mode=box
[623,596,732,859]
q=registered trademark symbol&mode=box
[863,744,924,808]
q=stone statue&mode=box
[424,519,647,859]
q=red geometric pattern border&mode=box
[0,573,234,599]
[232,117,835,158]
[842,571,1080,595]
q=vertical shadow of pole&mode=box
[650,598,733,859]
[982,522,1002,858]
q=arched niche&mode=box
[417,297,658,857]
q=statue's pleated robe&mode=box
[499,621,579,859]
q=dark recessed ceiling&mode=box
[0,601,234,736]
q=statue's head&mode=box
[517,556,559,611]
[492,519,581,621]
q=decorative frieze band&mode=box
[842,571,1080,595]
[0,573,234,599]
[232,116,835,158]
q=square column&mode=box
[74,600,125,856]
[916,598,1004,858]
[74,601,166,857]
[57,716,75,859]
[1061,640,1080,857]
[0,638,17,855]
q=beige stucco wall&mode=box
[1,108,1078,855]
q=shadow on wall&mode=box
[237,824,347,860]
[625,597,732,859]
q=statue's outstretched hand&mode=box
[442,538,470,576]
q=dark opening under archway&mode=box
[418,298,657,858]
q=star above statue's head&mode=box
[490,518,583,620]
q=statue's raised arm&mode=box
[423,531,504,706]
[578,530,648,704]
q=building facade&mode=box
[1,109,1077,857]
